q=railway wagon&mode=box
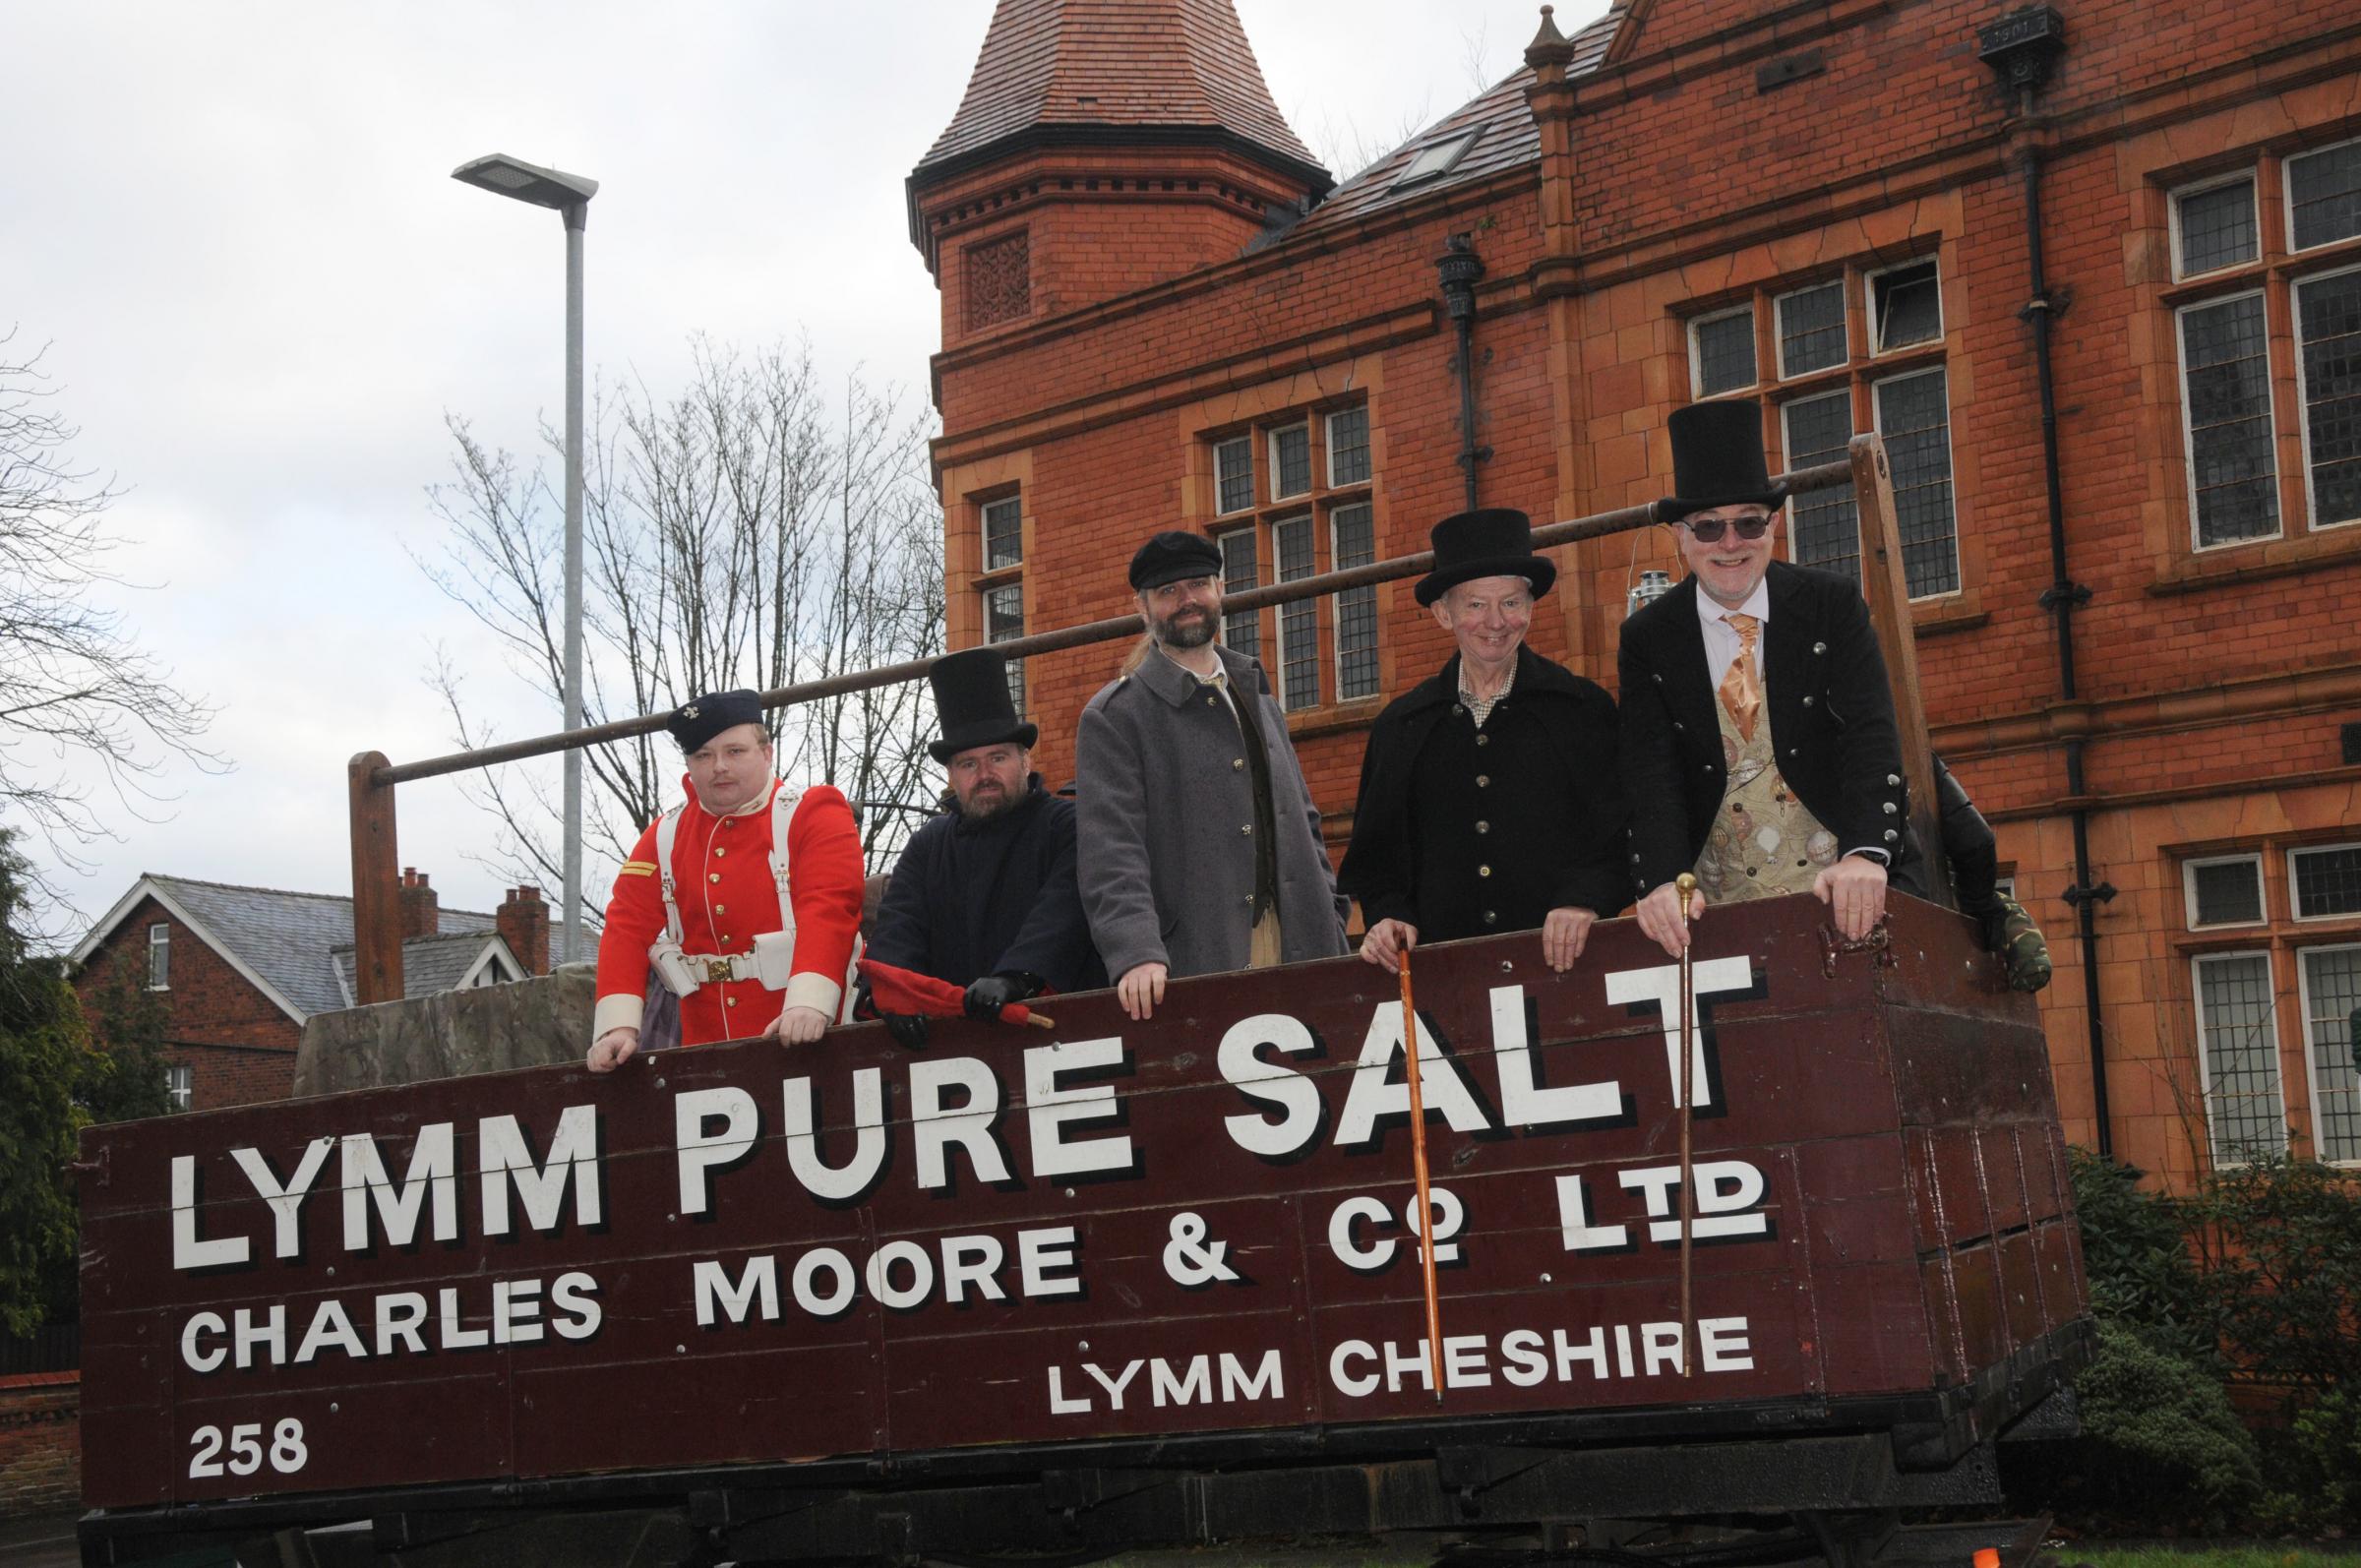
[73,890,2089,1567]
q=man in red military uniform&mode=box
[586,689,866,1072]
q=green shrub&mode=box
[2067,1146,2215,1362]
[2071,1321,2263,1528]
[2188,1156,2361,1397]
[2254,1389,2361,1534]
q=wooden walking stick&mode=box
[1399,947,1446,1402]
[1676,872,1699,1379]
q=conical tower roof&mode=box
[913,0,1332,195]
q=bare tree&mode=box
[0,331,221,931]
[417,335,945,924]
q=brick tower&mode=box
[907,0,1333,353]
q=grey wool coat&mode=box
[1076,643,1349,980]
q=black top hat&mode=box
[1415,509,1558,607]
[1128,530,1224,591]
[1660,398,1789,522]
[668,689,764,754]
[928,647,1038,764]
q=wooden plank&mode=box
[346,751,402,1004]
[77,895,2069,1510]
[1848,433,1956,910]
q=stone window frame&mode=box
[2190,947,2289,1168]
[2154,139,2361,562]
[2172,833,2361,1172]
[1679,250,1966,608]
[2170,168,2263,281]
[1199,399,1379,716]
[147,921,170,991]
[2294,941,2361,1166]
[165,1062,192,1113]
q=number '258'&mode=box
[188,1418,307,1478]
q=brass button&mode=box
[1475,820,1489,834]
[1207,694,1219,706]
[715,904,726,914]
[708,873,721,883]
[1802,695,1815,707]
[1233,757,1244,770]
[1241,823,1253,835]
[1813,641,1828,655]
[725,995,738,1007]
[1475,733,1489,748]
[1477,774,1490,788]
[1243,895,1255,907]
[1673,721,1685,732]
[1453,704,1467,717]
[1483,910,1497,925]
[1478,865,1492,877]
[1884,802,1898,814]
[1884,829,1900,843]
[714,846,726,857]
[1887,773,1902,786]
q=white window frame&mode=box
[1865,256,1945,357]
[1267,422,1312,503]
[1324,407,1371,490]
[147,922,170,991]
[2296,941,2361,1166]
[2291,261,2361,534]
[1869,364,1962,601]
[2288,840,2361,924]
[2175,288,2284,552]
[1994,875,2017,902]
[1774,278,1849,380]
[165,1063,193,1113]
[1213,436,1254,516]
[2184,852,2268,929]
[1780,388,1859,569]
[1687,303,1758,400]
[2168,168,2262,281]
[979,494,1023,572]
[2285,134,2361,256]
[2191,947,2290,1168]
[1216,524,1261,656]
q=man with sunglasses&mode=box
[1619,398,1913,958]
[1076,530,1349,1022]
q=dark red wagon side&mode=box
[74,893,2089,1568]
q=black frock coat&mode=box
[1615,560,1917,906]
[1339,644,1630,936]
[867,777,1106,992]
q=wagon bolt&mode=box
[656,1077,667,1087]
[1079,1341,1090,1352]
[327,1266,335,1277]
[330,1403,339,1414]
[676,1344,687,1354]
[1064,1187,1075,1198]
[1541,1273,1553,1283]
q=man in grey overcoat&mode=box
[1076,531,1349,1020]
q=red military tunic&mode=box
[592,776,866,1047]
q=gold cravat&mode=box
[1720,612,1763,741]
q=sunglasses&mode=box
[1677,513,1774,543]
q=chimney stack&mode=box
[498,885,552,975]
[398,868,440,940]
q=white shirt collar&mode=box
[1695,576,1772,634]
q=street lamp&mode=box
[453,152,598,968]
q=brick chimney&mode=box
[398,868,440,940]
[497,885,552,975]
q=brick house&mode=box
[909,0,2361,1187]
[69,871,551,1112]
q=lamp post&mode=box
[453,152,598,967]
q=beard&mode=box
[957,776,1022,822]
[1150,603,1218,649]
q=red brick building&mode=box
[69,872,550,1112]
[910,0,2361,1187]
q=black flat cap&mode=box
[668,689,764,754]
[1128,530,1224,591]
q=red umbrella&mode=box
[857,958,1055,1030]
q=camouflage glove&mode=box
[1984,893,2052,993]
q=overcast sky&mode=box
[2,0,1605,942]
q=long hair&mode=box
[1118,632,1157,677]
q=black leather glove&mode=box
[963,973,1041,1021]
[881,1010,931,1051]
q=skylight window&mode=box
[1394,131,1479,190]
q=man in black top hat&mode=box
[1340,510,1628,974]
[861,648,1104,1049]
[1619,397,1912,959]
[1076,530,1348,1021]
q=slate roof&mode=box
[142,874,499,1020]
[330,933,507,1008]
[914,0,1328,187]
[1275,10,1616,244]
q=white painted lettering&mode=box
[1025,1039,1134,1178]
[1218,1013,1323,1157]
[674,1087,758,1217]
[479,1106,602,1236]
[340,1125,458,1250]
[908,1056,1010,1190]
[171,1156,250,1271]
[1489,986,1619,1126]
[231,1138,333,1260]
[783,1070,887,1202]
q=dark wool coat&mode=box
[1076,643,1349,980]
[866,777,1105,993]
[1617,561,1918,905]
[1338,645,1630,938]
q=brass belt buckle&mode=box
[703,956,734,983]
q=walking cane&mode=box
[1399,947,1446,1402]
[1676,872,1699,1379]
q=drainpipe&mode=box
[1980,7,2117,1158]
[1438,234,1490,511]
